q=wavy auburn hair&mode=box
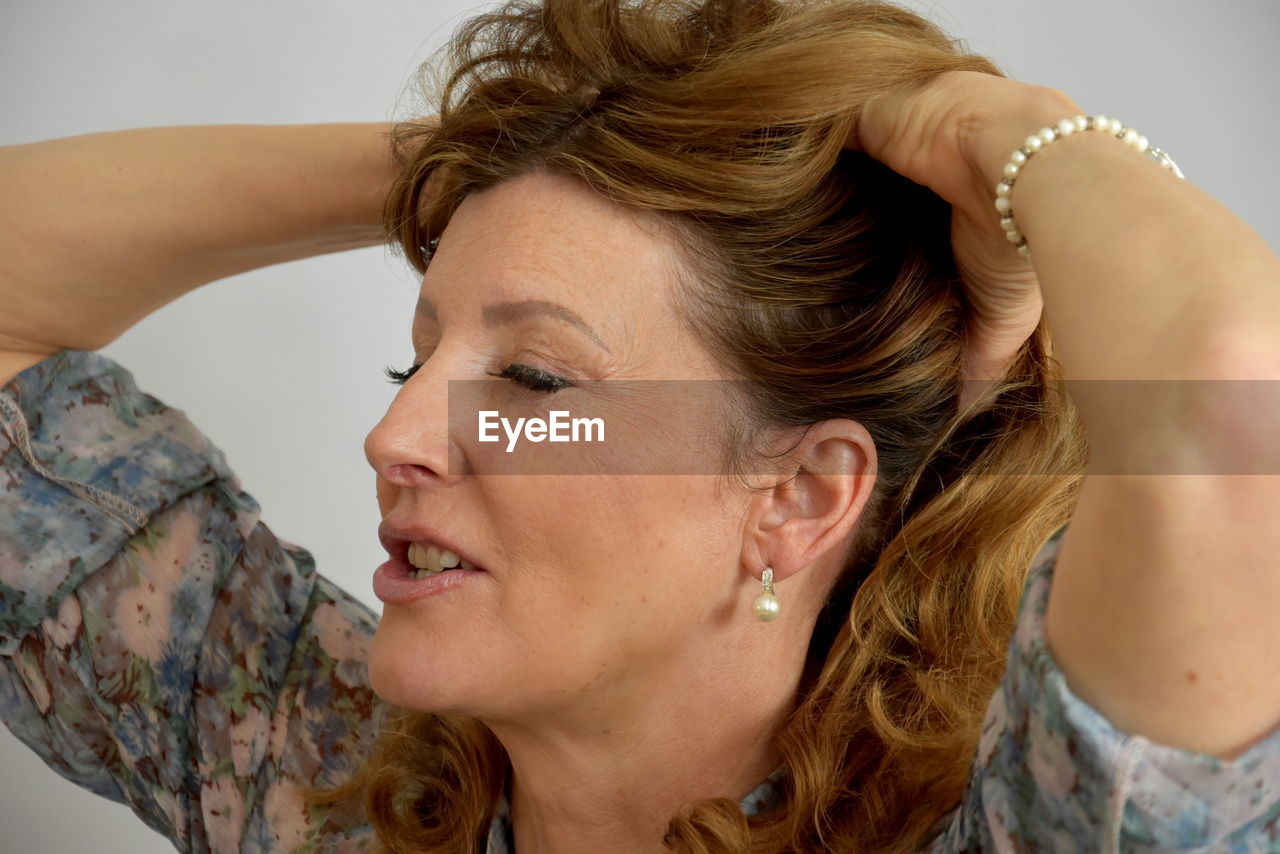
[306,0,1087,850]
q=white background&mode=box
[2,0,1277,850]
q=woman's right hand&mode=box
[848,71,1081,412]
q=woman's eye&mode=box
[384,361,573,393]
[487,363,573,394]
[384,363,421,386]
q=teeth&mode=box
[407,542,443,575]
[406,541,477,577]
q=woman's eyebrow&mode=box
[416,295,610,352]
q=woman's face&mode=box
[364,171,757,726]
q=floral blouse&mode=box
[2,351,1278,853]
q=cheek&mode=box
[498,475,739,651]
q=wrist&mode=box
[961,86,1083,191]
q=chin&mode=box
[367,616,478,715]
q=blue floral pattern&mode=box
[3,351,1278,852]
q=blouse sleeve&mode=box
[932,524,1280,852]
[0,350,387,853]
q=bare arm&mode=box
[0,123,399,382]
[858,71,1280,761]
[1011,124,1280,760]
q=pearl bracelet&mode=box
[994,115,1185,259]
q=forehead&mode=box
[420,171,685,336]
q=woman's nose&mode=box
[363,367,461,489]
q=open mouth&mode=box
[376,523,490,601]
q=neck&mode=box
[487,646,802,854]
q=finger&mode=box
[957,317,1034,420]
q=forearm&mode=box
[1013,130,1280,381]
[0,123,398,354]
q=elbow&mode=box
[1179,323,1280,475]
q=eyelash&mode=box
[383,362,573,394]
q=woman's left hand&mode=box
[848,71,1082,413]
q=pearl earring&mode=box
[753,568,781,622]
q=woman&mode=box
[2,0,1278,851]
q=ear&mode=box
[740,419,877,588]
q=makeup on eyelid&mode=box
[394,341,607,389]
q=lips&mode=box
[372,554,480,605]
[373,519,488,606]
